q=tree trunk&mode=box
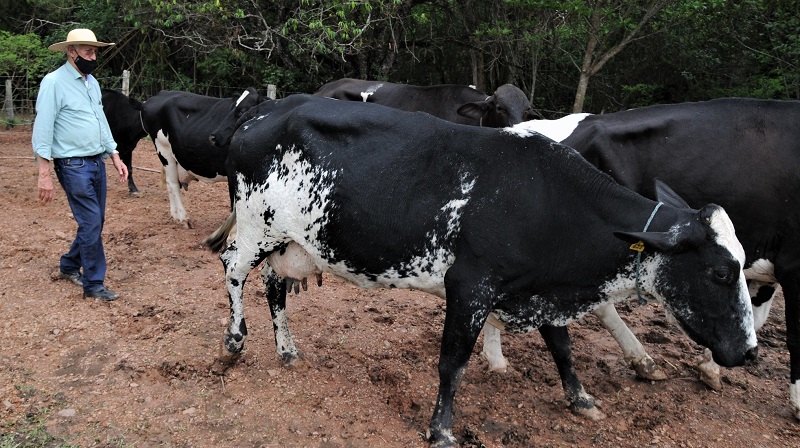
[573,71,590,113]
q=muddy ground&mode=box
[1,127,799,447]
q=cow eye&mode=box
[710,266,733,284]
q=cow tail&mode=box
[203,209,237,253]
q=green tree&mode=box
[0,31,51,79]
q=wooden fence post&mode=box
[267,84,277,100]
[3,79,13,121]
[122,70,130,96]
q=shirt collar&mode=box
[64,61,87,81]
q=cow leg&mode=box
[153,135,190,227]
[481,321,509,372]
[749,281,779,331]
[119,149,139,194]
[781,278,800,420]
[593,304,667,381]
[219,241,264,355]
[260,265,303,366]
[539,324,605,420]
[428,272,492,448]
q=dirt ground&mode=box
[1,126,799,448]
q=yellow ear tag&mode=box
[629,240,645,252]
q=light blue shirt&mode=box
[32,62,117,160]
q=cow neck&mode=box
[630,201,663,305]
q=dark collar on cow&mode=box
[631,202,664,305]
[139,110,149,136]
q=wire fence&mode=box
[2,72,288,128]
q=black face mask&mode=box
[74,54,98,75]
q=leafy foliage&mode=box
[0,0,796,115]
[0,31,52,79]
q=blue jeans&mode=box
[53,155,107,291]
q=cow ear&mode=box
[525,107,543,121]
[457,101,488,119]
[613,230,678,253]
[654,179,691,209]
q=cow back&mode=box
[562,98,800,260]
[228,95,651,287]
[315,78,489,125]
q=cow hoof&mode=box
[699,369,723,391]
[426,428,457,448]
[630,356,668,381]
[480,350,509,373]
[280,352,310,370]
[223,333,245,355]
[570,395,605,420]
[697,351,722,391]
[573,405,606,421]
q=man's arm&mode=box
[32,77,57,204]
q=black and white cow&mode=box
[204,94,757,447]
[139,87,264,226]
[503,97,800,420]
[314,78,538,127]
[101,89,147,194]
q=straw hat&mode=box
[48,29,115,52]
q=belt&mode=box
[54,153,103,161]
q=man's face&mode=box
[69,45,99,61]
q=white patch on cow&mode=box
[235,145,477,299]
[351,174,475,295]
[235,89,251,107]
[791,381,800,420]
[744,258,776,283]
[752,292,775,331]
[360,83,383,102]
[236,144,335,262]
[242,114,270,132]
[709,209,746,265]
[505,113,591,142]
[600,256,660,305]
[442,175,475,236]
[707,209,758,347]
[491,290,604,332]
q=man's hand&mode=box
[111,154,129,183]
[38,171,54,203]
[36,156,54,204]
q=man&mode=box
[32,28,128,301]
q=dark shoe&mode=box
[83,286,120,301]
[59,270,83,287]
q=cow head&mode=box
[613,181,758,368]
[456,84,539,127]
[208,87,264,148]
